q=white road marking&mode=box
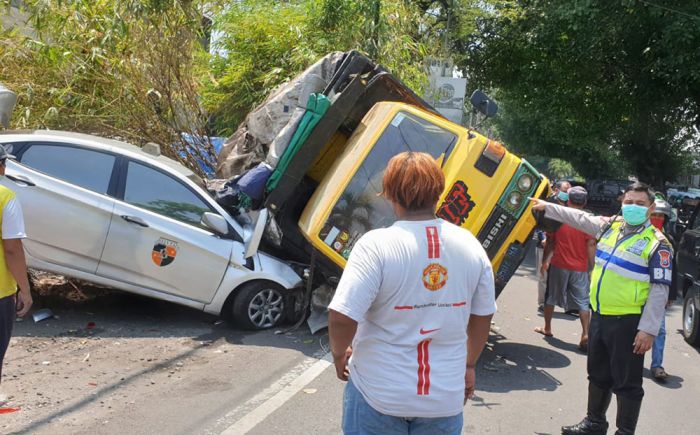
[219,352,332,435]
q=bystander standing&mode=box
[535,186,595,350]
[328,152,496,435]
[648,199,677,381]
[0,146,32,407]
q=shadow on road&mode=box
[9,287,327,434]
[643,368,684,389]
[14,288,319,345]
[476,332,572,394]
[541,335,584,354]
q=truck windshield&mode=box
[319,111,457,259]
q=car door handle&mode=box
[694,245,700,258]
[5,174,36,187]
[121,215,149,228]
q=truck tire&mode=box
[231,281,286,330]
[683,288,700,347]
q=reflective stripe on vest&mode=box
[589,222,659,315]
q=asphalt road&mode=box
[2,253,699,434]
[243,261,700,435]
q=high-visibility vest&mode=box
[590,221,666,315]
[0,186,18,298]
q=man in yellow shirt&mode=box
[0,145,32,406]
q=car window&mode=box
[21,144,115,194]
[124,161,213,228]
[692,209,700,231]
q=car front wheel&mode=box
[683,288,700,347]
[232,282,286,330]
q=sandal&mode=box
[578,338,588,352]
[651,367,668,380]
[534,326,553,337]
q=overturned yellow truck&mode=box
[216,51,549,324]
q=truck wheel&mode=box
[683,289,700,347]
[232,282,286,330]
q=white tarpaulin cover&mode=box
[215,52,345,179]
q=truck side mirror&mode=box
[470,90,498,118]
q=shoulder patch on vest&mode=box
[651,227,669,243]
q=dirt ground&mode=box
[1,273,324,435]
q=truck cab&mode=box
[252,52,549,297]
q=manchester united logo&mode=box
[422,263,448,291]
[152,238,178,267]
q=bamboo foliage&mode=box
[0,0,216,176]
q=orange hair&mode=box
[382,152,445,211]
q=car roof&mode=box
[0,129,202,184]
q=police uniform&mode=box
[540,205,672,435]
[582,221,673,431]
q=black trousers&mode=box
[0,294,15,382]
[587,312,644,401]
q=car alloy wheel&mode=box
[248,288,284,329]
[684,294,696,337]
[683,289,700,346]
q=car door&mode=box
[677,206,700,283]
[96,159,234,303]
[2,142,117,273]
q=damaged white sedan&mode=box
[0,130,302,329]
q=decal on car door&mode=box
[152,238,178,267]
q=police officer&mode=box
[531,182,671,435]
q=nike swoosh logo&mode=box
[419,328,441,335]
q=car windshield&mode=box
[318,111,457,259]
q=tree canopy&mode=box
[459,0,700,187]
[1,0,216,174]
[202,0,448,136]
[2,0,698,186]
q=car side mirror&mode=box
[201,212,229,236]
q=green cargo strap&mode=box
[266,93,331,192]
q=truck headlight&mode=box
[516,173,533,192]
[507,191,523,208]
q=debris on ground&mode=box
[32,308,54,323]
[0,407,21,414]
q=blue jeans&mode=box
[342,377,463,435]
[651,315,666,369]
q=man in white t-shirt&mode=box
[329,151,496,435]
